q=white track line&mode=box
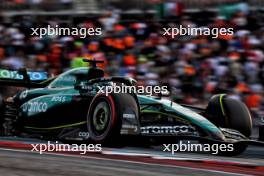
[152,156,253,165]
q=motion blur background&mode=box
[0,0,264,127]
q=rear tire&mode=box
[87,93,139,144]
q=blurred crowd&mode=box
[0,0,264,118]
[0,0,73,10]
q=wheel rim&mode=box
[92,101,111,136]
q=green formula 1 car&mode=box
[0,59,262,155]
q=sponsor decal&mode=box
[121,124,139,134]
[0,69,47,81]
[22,101,48,113]
[0,69,23,79]
[122,124,138,131]
[140,125,196,134]
[123,113,136,119]
[51,96,66,102]
[79,85,93,91]
[78,132,90,138]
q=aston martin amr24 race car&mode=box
[0,59,263,155]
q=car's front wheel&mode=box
[206,94,252,155]
[206,94,252,137]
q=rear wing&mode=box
[0,68,49,88]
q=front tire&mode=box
[206,94,252,155]
[206,94,252,137]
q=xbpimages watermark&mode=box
[163,25,234,39]
[163,141,234,155]
[31,141,102,155]
[97,83,168,96]
[31,25,102,38]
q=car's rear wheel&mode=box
[87,93,139,144]
[206,94,252,155]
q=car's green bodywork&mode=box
[1,63,263,156]
[0,67,225,141]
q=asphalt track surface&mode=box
[0,149,241,176]
[0,137,263,176]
